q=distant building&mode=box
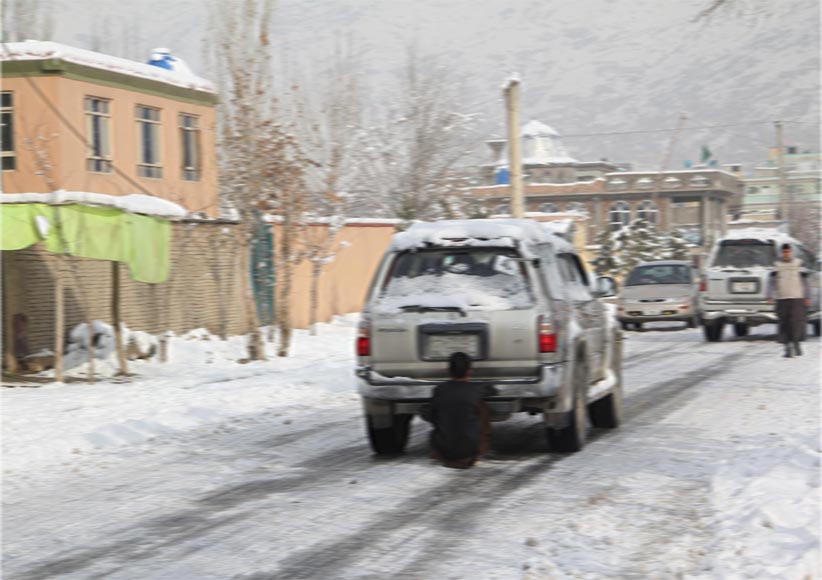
[741,146,821,218]
[0,41,219,216]
[467,120,743,252]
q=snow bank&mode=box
[698,433,821,579]
[1,316,361,475]
[1,191,187,218]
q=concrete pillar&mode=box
[661,197,672,231]
[700,195,711,249]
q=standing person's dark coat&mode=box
[768,244,810,357]
[427,352,495,469]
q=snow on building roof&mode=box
[0,41,215,94]
[1,191,187,218]
[521,120,560,138]
[391,218,571,253]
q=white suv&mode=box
[700,228,821,341]
[355,219,623,455]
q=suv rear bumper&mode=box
[701,300,777,325]
[356,363,564,402]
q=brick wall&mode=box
[3,220,248,358]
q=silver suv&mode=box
[700,229,821,341]
[355,219,623,455]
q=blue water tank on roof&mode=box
[495,167,510,185]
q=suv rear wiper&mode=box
[399,305,467,317]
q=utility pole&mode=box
[775,120,789,228]
[655,113,688,230]
[504,75,524,218]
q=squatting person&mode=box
[425,352,496,469]
[768,243,810,358]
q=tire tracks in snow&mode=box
[8,347,745,580]
[230,349,747,580]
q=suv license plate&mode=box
[643,309,661,316]
[732,282,757,293]
[425,334,480,359]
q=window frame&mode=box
[84,96,113,173]
[637,199,658,225]
[1,92,16,171]
[179,113,201,181]
[609,201,631,231]
[136,105,163,179]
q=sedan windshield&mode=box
[377,248,534,311]
[625,264,692,286]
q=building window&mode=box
[609,201,631,231]
[85,97,112,173]
[493,203,510,215]
[636,177,655,189]
[1,92,15,171]
[689,175,709,187]
[136,105,162,178]
[179,114,201,181]
[746,186,759,195]
[607,178,627,191]
[637,200,657,225]
[539,202,557,213]
[567,201,588,215]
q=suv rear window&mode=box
[377,248,534,311]
[625,264,692,286]
[712,240,775,268]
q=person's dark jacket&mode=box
[428,381,496,460]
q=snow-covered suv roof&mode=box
[719,228,800,246]
[391,219,570,252]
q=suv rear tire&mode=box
[367,414,412,455]
[703,320,724,342]
[733,323,749,337]
[589,339,623,429]
[547,360,589,452]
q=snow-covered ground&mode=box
[2,316,820,579]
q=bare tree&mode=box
[350,47,478,222]
[205,0,279,361]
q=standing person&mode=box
[768,243,810,357]
[427,352,496,469]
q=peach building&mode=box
[0,41,219,216]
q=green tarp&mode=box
[1,203,172,283]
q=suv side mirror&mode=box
[594,276,617,298]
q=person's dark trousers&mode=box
[776,298,806,356]
[429,403,492,469]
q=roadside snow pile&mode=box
[63,321,116,370]
[699,433,821,579]
[1,315,361,475]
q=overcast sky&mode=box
[34,0,822,168]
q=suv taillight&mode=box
[357,319,371,356]
[538,315,557,353]
[699,276,707,292]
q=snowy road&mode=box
[2,321,820,579]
